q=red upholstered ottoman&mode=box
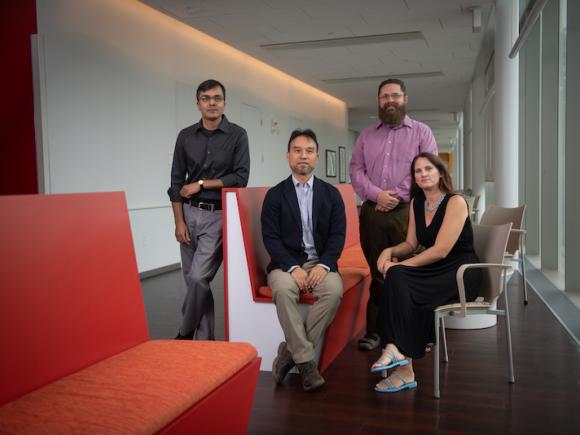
[0,341,259,434]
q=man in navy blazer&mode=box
[261,129,346,391]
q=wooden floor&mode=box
[141,270,580,434]
[246,280,580,434]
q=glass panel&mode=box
[558,0,566,275]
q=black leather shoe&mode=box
[358,332,380,351]
[272,342,295,385]
[175,331,194,340]
[297,360,325,391]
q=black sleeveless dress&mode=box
[377,192,482,359]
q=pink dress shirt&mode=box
[349,115,438,203]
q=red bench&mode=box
[223,184,370,372]
[0,192,260,434]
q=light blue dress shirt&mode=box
[289,176,329,272]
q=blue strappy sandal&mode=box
[370,349,409,373]
[374,372,417,393]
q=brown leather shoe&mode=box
[272,342,295,385]
[297,360,325,391]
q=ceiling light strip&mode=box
[322,71,443,84]
[260,31,423,50]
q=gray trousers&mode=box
[268,261,343,364]
[179,204,223,339]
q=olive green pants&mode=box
[359,201,409,335]
[268,261,343,364]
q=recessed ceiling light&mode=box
[322,71,443,84]
[260,31,424,50]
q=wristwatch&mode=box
[198,180,204,189]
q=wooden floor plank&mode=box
[141,270,580,434]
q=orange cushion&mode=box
[0,340,257,434]
[258,285,275,299]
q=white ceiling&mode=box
[140,0,493,150]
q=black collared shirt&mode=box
[167,115,250,202]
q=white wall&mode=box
[35,0,349,272]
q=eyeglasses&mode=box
[379,93,405,101]
[199,95,225,103]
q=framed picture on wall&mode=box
[326,150,337,177]
[338,146,346,183]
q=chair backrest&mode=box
[461,194,480,223]
[480,204,526,254]
[463,195,475,210]
[472,194,480,211]
[472,223,513,302]
[335,184,361,249]
[235,186,271,295]
[232,183,359,300]
[0,192,148,405]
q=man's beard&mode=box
[379,102,406,126]
[293,164,314,176]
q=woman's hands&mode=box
[377,248,395,276]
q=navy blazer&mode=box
[261,176,346,273]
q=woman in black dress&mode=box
[371,152,482,393]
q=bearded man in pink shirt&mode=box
[349,78,438,351]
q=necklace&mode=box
[424,193,446,213]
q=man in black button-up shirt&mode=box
[167,79,250,340]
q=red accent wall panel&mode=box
[0,1,38,195]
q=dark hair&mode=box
[409,152,454,200]
[196,79,226,100]
[377,78,407,96]
[287,128,319,152]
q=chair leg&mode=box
[434,312,441,399]
[503,290,515,384]
[440,316,449,363]
[520,255,528,305]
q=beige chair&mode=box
[471,195,480,223]
[434,223,514,399]
[462,194,480,223]
[480,205,528,304]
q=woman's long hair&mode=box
[409,152,454,201]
